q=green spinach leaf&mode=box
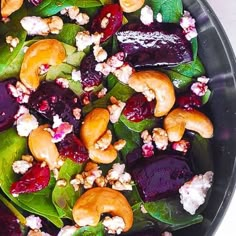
[73,222,105,236]
[52,159,83,219]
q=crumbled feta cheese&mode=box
[140,204,148,214]
[95,130,112,150]
[103,216,125,235]
[61,6,80,20]
[101,16,109,29]
[141,130,152,144]
[55,77,69,88]
[75,31,93,51]
[71,69,81,81]
[75,13,90,25]
[73,108,81,120]
[197,76,209,84]
[107,96,126,123]
[107,163,125,181]
[12,160,33,174]
[91,32,104,45]
[142,142,154,158]
[179,171,214,215]
[140,5,154,25]
[180,11,198,40]
[93,45,108,62]
[106,52,125,69]
[113,63,133,84]
[152,128,168,150]
[156,13,163,23]
[97,88,108,98]
[26,215,42,230]
[52,114,63,129]
[172,139,190,153]
[162,232,173,236]
[58,225,78,236]
[14,105,29,120]
[16,113,39,137]
[191,81,208,96]
[95,62,112,76]
[20,16,63,36]
[6,36,19,51]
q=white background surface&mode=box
[207,1,236,235]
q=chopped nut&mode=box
[102,216,125,235]
[95,130,112,150]
[22,155,34,163]
[114,139,126,151]
[107,96,126,123]
[152,128,168,150]
[141,130,152,143]
[140,204,148,214]
[95,176,107,187]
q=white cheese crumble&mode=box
[140,5,154,25]
[58,225,78,236]
[20,16,63,36]
[107,96,126,123]
[93,45,108,62]
[102,216,125,235]
[156,13,163,23]
[75,31,93,51]
[26,215,42,230]
[6,36,19,52]
[12,160,33,175]
[113,63,133,84]
[16,113,39,137]
[71,69,81,81]
[179,171,214,215]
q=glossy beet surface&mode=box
[176,92,202,108]
[10,163,50,194]
[28,82,82,133]
[131,155,193,202]
[123,93,155,122]
[57,133,89,163]
[80,54,103,88]
[91,4,123,42]
[0,201,22,236]
[116,22,193,67]
[0,78,19,132]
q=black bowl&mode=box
[174,0,236,235]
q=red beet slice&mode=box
[123,93,155,122]
[57,133,89,163]
[91,4,123,42]
[131,155,193,202]
[116,22,193,67]
[0,78,19,132]
[28,82,82,133]
[10,162,50,195]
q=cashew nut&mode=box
[20,39,66,90]
[1,0,23,18]
[28,124,59,169]
[128,70,175,117]
[80,108,117,164]
[119,0,145,13]
[164,108,214,142]
[72,187,133,232]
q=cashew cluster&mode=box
[128,70,176,117]
[80,108,118,164]
[20,39,66,90]
[72,187,133,232]
[164,108,214,142]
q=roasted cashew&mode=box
[1,0,23,18]
[119,0,145,13]
[164,108,214,142]
[80,108,117,164]
[28,124,59,170]
[128,70,175,117]
[72,187,133,232]
[20,39,66,90]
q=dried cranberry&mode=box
[0,201,22,236]
[91,4,123,42]
[57,133,89,163]
[123,93,155,122]
[28,82,82,133]
[80,54,103,89]
[10,163,50,195]
[176,92,202,109]
[131,155,193,202]
[0,78,19,132]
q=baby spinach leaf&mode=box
[120,114,157,133]
[191,37,198,60]
[31,0,103,17]
[144,197,203,226]
[52,159,83,219]
[83,81,134,114]
[171,57,205,78]
[202,89,211,105]
[0,129,63,228]
[146,0,183,23]
[73,222,105,236]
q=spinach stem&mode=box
[0,193,26,225]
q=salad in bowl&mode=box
[0,0,215,235]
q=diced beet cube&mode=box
[131,155,193,202]
[116,22,193,67]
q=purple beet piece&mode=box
[28,82,82,133]
[80,54,103,89]
[0,201,22,236]
[116,22,193,67]
[176,92,202,109]
[131,155,193,202]
[0,78,19,132]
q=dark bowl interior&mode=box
[174,0,236,235]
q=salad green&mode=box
[0,0,214,235]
